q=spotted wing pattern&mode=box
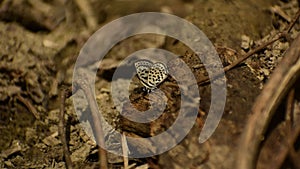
[135,60,153,88]
[147,62,168,89]
[135,60,168,90]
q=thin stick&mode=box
[74,72,108,169]
[286,89,295,127]
[225,8,300,72]
[122,132,129,169]
[197,36,280,85]
[236,33,300,169]
[285,9,300,33]
[271,5,292,22]
[288,127,300,169]
[16,94,40,120]
[286,89,300,169]
[198,9,300,85]
[267,89,296,169]
[58,88,73,169]
[223,36,281,72]
[74,0,97,30]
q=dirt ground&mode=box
[0,0,300,168]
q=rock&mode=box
[261,68,270,76]
[70,144,91,162]
[241,35,252,50]
[47,109,60,122]
[42,132,60,146]
[25,128,37,142]
[136,164,149,169]
[0,140,22,158]
[4,160,14,167]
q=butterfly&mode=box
[134,60,168,91]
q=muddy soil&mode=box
[0,0,299,168]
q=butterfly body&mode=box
[134,60,168,91]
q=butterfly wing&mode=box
[147,62,168,89]
[135,60,153,89]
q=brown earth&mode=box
[0,0,299,168]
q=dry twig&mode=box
[122,133,129,169]
[236,32,300,169]
[288,127,300,169]
[286,89,300,169]
[198,9,300,85]
[225,9,300,72]
[271,5,292,22]
[74,0,98,31]
[16,94,40,120]
[74,71,108,169]
[58,88,73,169]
